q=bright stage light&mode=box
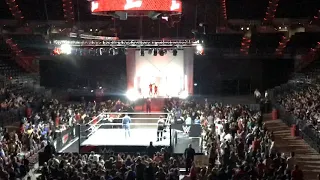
[196,44,204,55]
[126,89,139,101]
[179,91,189,99]
[196,44,203,52]
[60,44,72,55]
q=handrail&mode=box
[83,123,161,125]
[269,84,320,153]
[101,112,170,115]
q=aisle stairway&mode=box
[2,35,38,72]
[131,114,160,124]
[265,115,320,180]
[131,98,167,129]
[0,36,39,83]
[240,36,251,55]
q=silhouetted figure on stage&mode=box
[184,144,195,173]
[138,87,142,95]
[149,84,153,95]
[157,116,165,141]
[154,85,158,96]
[146,98,151,113]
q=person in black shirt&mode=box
[156,167,166,180]
[184,144,195,173]
[44,141,56,162]
[146,141,157,158]
[144,162,155,180]
[135,158,146,180]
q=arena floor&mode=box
[81,129,170,146]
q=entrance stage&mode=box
[126,48,194,99]
[133,97,166,112]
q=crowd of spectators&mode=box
[276,83,320,128]
[0,78,134,179]
[21,98,304,180]
[165,99,303,180]
[0,83,39,112]
[0,74,308,180]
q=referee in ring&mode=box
[157,116,165,142]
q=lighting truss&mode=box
[52,39,200,48]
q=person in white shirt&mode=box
[214,117,221,124]
[254,89,261,103]
[254,89,261,97]
[99,156,105,166]
[68,116,73,126]
[0,144,5,158]
[269,140,275,154]
[34,113,40,121]
[220,140,226,155]
[265,90,268,98]
[215,120,224,136]
[220,130,226,142]
[224,133,233,143]
[185,115,192,125]
[207,115,214,125]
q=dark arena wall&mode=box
[39,55,127,93]
[193,51,294,95]
[39,51,294,96]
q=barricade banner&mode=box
[55,126,76,152]
[171,124,202,137]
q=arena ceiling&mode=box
[0,0,319,21]
[227,0,320,19]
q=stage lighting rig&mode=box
[51,39,204,56]
[52,39,200,48]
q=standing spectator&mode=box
[146,141,156,158]
[292,165,304,180]
[44,141,56,161]
[135,158,146,180]
[287,152,296,173]
[254,89,261,103]
[184,144,195,173]
[156,167,166,180]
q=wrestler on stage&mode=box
[154,85,158,96]
[157,116,165,142]
[122,114,131,138]
[149,84,153,96]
